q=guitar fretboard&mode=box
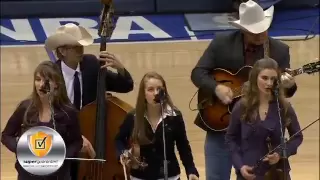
[290,67,304,77]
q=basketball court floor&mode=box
[1,37,319,179]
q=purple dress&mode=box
[225,100,303,180]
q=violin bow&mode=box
[254,117,319,169]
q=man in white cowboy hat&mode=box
[190,1,297,180]
[233,0,283,13]
[45,23,134,180]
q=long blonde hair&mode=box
[240,58,291,126]
[131,72,176,145]
[22,61,73,126]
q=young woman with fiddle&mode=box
[225,58,303,180]
[115,71,199,180]
[1,61,83,180]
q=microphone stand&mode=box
[42,80,56,130]
[155,89,168,180]
[273,85,287,180]
[254,117,319,174]
[160,98,168,180]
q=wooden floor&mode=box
[1,37,319,180]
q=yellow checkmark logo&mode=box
[28,131,53,157]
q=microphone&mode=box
[154,88,166,103]
[272,79,280,96]
[40,79,51,94]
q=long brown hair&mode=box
[23,61,72,126]
[131,72,176,145]
[240,57,291,126]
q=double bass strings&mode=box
[88,161,92,179]
[95,162,101,180]
[90,161,94,179]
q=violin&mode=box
[121,143,148,170]
[263,137,285,180]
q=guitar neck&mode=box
[289,67,304,77]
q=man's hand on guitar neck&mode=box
[281,69,295,88]
[215,84,233,105]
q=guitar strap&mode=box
[263,38,270,58]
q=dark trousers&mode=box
[70,161,79,180]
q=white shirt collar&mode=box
[138,105,177,132]
[156,105,177,119]
[61,61,81,76]
[133,105,177,118]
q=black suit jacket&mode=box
[56,54,134,107]
[115,109,199,179]
[190,30,297,131]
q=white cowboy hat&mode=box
[45,23,94,50]
[229,0,274,34]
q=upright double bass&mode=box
[77,0,133,179]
